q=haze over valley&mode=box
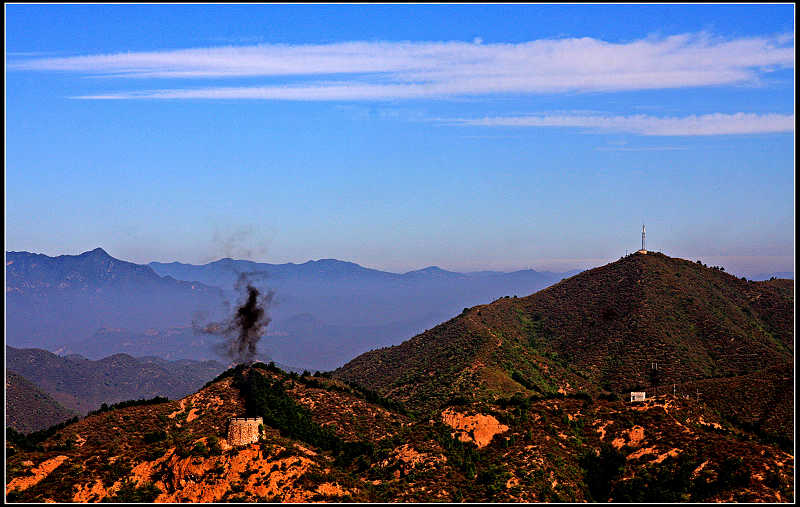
[7,247,579,371]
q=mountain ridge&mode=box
[6,346,227,416]
[6,362,794,502]
[148,256,578,284]
[6,249,225,349]
[6,371,78,434]
[7,248,577,369]
[333,252,793,415]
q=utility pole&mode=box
[650,361,659,396]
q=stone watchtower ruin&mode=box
[227,417,263,446]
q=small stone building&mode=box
[227,417,263,446]
[630,391,646,402]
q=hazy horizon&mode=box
[5,245,793,281]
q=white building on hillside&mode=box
[630,391,646,402]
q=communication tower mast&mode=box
[642,224,646,251]
[637,224,648,254]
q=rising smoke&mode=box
[204,225,272,263]
[196,272,275,364]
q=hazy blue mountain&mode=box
[148,257,579,369]
[149,257,579,327]
[750,271,794,281]
[260,312,454,372]
[148,257,400,288]
[400,266,468,280]
[55,327,215,362]
[6,346,227,415]
[57,328,303,372]
[6,248,576,370]
[149,258,577,288]
[6,248,225,348]
[53,316,448,372]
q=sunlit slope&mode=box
[334,252,793,413]
[7,364,794,502]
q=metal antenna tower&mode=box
[642,224,646,251]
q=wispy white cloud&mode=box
[73,83,449,101]
[595,146,688,151]
[444,112,795,136]
[11,32,794,100]
[6,51,64,57]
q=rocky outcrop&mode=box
[6,456,69,495]
[440,408,509,448]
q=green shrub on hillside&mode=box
[431,422,481,479]
[143,430,167,443]
[207,435,222,455]
[191,441,210,457]
[233,368,375,467]
[6,416,80,451]
[580,444,626,501]
[102,480,161,502]
[477,462,511,498]
[612,452,695,502]
[87,396,169,417]
[100,459,133,487]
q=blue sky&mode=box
[5,4,795,277]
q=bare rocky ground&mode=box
[6,366,794,503]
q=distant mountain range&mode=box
[6,248,577,370]
[6,248,225,348]
[54,328,303,373]
[148,257,573,287]
[147,257,578,330]
[751,271,794,281]
[6,346,227,416]
[149,257,578,370]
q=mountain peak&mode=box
[335,251,793,413]
[81,247,111,258]
[307,258,357,266]
[402,265,463,279]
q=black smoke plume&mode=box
[197,273,275,364]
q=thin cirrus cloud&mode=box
[11,32,794,100]
[442,112,795,136]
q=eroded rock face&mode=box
[611,425,645,449]
[6,456,69,495]
[440,408,509,448]
[379,443,447,477]
[72,480,107,503]
[6,366,795,503]
[78,442,352,503]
